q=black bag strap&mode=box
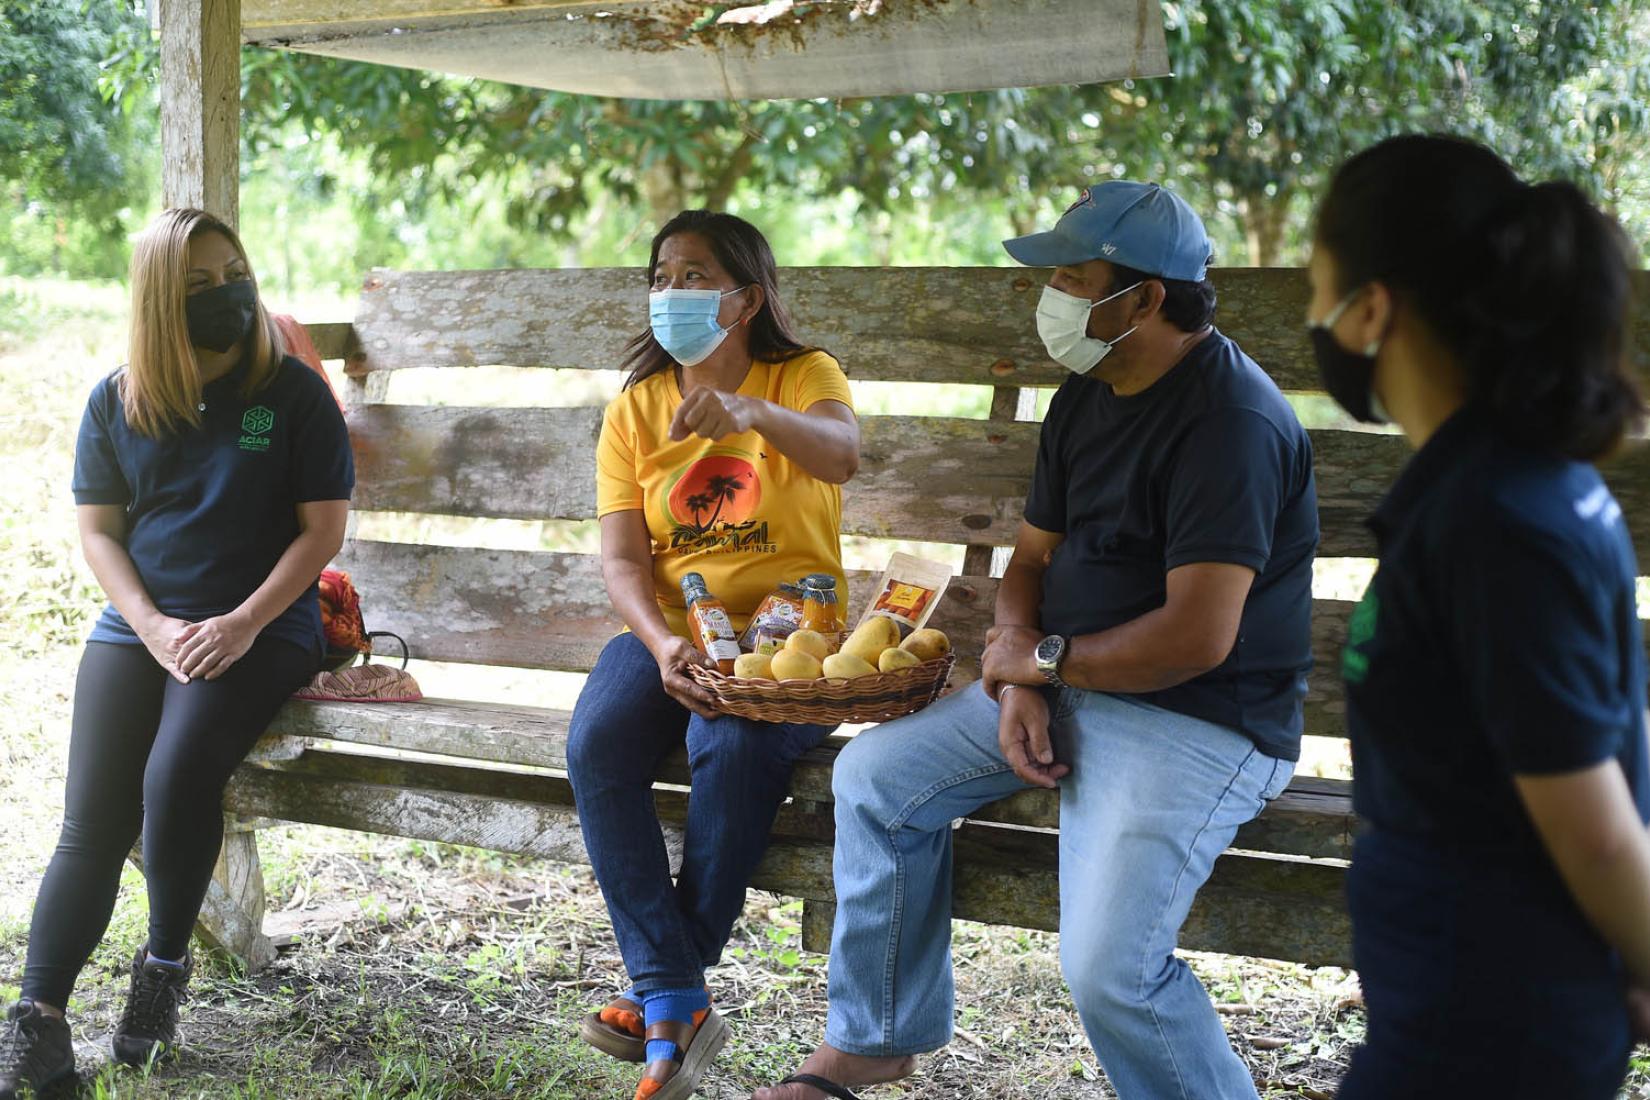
[364,631,411,670]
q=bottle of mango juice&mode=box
[681,572,740,674]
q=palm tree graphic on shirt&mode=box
[699,473,745,532]
[666,455,765,550]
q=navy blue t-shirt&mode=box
[1025,328,1319,761]
[71,355,354,657]
[1344,407,1650,863]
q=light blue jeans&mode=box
[824,682,1294,1100]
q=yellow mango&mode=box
[878,646,923,673]
[900,628,952,662]
[733,653,774,680]
[770,649,824,682]
[821,652,879,681]
[785,629,832,662]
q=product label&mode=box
[739,597,803,650]
[697,606,742,663]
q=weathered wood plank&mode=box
[340,268,1650,394]
[333,540,1357,734]
[340,403,1650,559]
[244,0,1169,103]
[346,406,1039,549]
[226,753,1351,966]
[263,697,1357,858]
[301,321,356,361]
[242,0,606,27]
[344,268,1319,389]
[159,0,241,226]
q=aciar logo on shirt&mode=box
[239,405,274,453]
[1342,581,1379,685]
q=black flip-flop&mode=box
[778,1073,861,1100]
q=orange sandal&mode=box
[579,995,645,1063]
[633,1009,727,1100]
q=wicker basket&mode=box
[687,653,956,725]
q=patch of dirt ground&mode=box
[1,829,1363,1099]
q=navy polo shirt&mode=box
[1343,406,1650,863]
[1025,328,1319,761]
[71,355,354,657]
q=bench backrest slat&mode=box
[349,267,1329,389]
[341,397,1650,566]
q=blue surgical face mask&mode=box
[649,286,750,367]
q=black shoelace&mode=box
[120,968,185,1039]
[0,1013,44,1075]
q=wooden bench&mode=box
[196,265,1650,972]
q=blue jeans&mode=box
[825,682,1293,1100]
[566,632,834,993]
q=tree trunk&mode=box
[642,159,687,228]
[1241,188,1290,267]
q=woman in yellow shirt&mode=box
[568,210,860,1100]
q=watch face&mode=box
[1036,636,1065,664]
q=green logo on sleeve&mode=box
[238,405,275,452]
[1342,582,1379,685]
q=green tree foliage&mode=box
[0,0,153,272]
[230,0,1648,265]
[3,0,1646,278]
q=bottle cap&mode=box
[802,573,837,592]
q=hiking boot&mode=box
[0,1000,75,1099]
[111,945,192,1067]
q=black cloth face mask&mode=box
[1308,287,1386,424]
[185,280,258,354]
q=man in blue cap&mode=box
[755,182,1319,1100]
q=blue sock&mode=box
[640,986,710,1065]
[145,952,186,968]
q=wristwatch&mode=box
[1034,635,1069,687]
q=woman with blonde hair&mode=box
[0,209,353,1097]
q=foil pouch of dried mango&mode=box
[855,552,953,637]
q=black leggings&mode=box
[22,638,314,1007]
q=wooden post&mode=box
[159,0,241,225]
[961,383,1036,578]
[800,898,836,955]
[153,0,271,969]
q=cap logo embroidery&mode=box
[1100,242,1117,255]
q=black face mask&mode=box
[185,280,257,353]
[1307,288,1386,424]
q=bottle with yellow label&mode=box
[681,572,740,674]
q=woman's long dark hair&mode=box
[1316,134,1643,461]
[621,210,815,389]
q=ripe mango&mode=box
[900,628,951,662]
[785,629,832,662]
[821,652,879,681]
[841,616,901,665]
[878,646,923,673]
[733,653,774,680]
[771,649,824,682]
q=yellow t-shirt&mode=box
[596,349,853,637]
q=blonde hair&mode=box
[123,208,283,437]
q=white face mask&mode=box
[1036,282,1140,374]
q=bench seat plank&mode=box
[226,748,1352,966]
[263,697,1356,858]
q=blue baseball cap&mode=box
[1003,181,1212,282]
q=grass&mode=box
[0,278,1645,1098]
